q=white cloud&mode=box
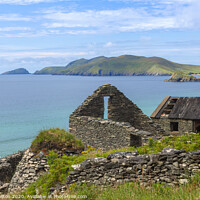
[0,14,31,21]
[0,27,31,31]
[0,0,67,5]
[41,0,200,33]
[0,0,199,37]
[0,51,87,58]
[42,8,180,32]
[108,0,194,4]
[104,42,114,47]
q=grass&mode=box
[21,132,200,199]
[30,128,84,154]
[68,174,200,200]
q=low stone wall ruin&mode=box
[69,84,166,150]
[66,148,200,186]
[69,116,161,151]
[8,149,49,193]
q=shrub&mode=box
[30,128,84,153]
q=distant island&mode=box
[2,68,30,75]
[165,71,200,82]
[34,55,200,76]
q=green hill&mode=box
[34,55,200,76]
[2,68,30,75]
[34,67,65,75]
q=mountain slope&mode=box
[34,55,200,76]
[34,67,65,75]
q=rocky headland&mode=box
[2,68,30,75]
[165,71,200,82]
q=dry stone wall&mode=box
[8,149,49,193]
[69,116,165,151]
[66,148,200,187]
[0,151,24,193]
[69,116,143,151]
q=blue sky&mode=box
[0,0,200,72]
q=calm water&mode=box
[1,75,200,157]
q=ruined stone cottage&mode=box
[151,96,200,134]
[69,84,164,150]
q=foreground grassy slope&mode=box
[68,177,200,200]
[21,132,200,199]
[34,55,200,76]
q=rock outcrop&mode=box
[0,151,24,193]
[165,71,200,82]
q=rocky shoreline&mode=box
[165,71,200,82]
[38,72,172,76]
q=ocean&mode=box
[1,74,200,157]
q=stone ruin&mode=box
[69,84,166,151]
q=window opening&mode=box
[104,96,109,119]
[170,122,179,131]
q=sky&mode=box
[0,0,200,73]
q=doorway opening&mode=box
[130,134,142,147]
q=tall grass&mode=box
[69,174,200,200]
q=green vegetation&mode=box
[100,133,200,156]
[34,67,65,75]
[22,133,200,198]
[34,55,200,76]
[2,68,30,75]
[68,175,200,200]
[30,128,84,153]
[166,71,199,82]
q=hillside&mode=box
[2,68,30,75]
[165,71,200,82]
[34,67,65,75]
[34,55,200,76]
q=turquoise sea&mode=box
[1,75,200,157]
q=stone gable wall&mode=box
[71,84,165,134]
[66,148,200,187]
[69,84,166,150]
